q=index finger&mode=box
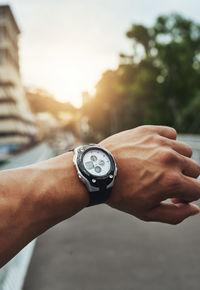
[156,126,177,140]
[140,125,177,140]
[147,202,199,225]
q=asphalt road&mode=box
[1,143,53,170]
[22,204,200,290]
[21,136,200,290]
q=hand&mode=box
[100,125,200,224]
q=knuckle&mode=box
[160,149,178,164]
[157,136,169,147]
[165,173,181,189]
[149,134,159,144]
[137,125,151,133]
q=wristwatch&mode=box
[73,144,117,207]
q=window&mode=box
[0,49,4,65]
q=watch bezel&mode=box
[74,144,117,189]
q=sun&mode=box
[23,53,105,108]
[51,59,99,107]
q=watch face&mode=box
[83,149,111,177]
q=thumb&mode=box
[147,202,200,225]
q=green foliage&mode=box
[82,14,200,140]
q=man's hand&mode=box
[1,125,200,267]
[100,125,200,224]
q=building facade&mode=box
[0,5,37,152]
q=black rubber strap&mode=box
[87,186,112,207]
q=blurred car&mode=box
[0,148,11,165]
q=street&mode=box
[1,143,53,170]
[23,204,200,290]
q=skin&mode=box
[101,125,200,223]
[0,125,200,267]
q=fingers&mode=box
[184,175,200,202]
[181,156,200,178]
[142,126,193,158]
[157,137,199,178]
[141,126,193,159]
[139,125,200,203]
[147,202,200,225]
[156,126,177,140]
[165,138,193,158]
[162,138,199,177]
[170,175,200,202]
[141,125,177,140]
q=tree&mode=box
[82,14,200,140]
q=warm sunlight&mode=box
[8,0,200,107]
[22,49,117,107]
[35,56,115,107]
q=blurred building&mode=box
[0,5,37,152]
[35,112,60,141]
[82,91,91,106]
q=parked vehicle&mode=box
[0,147,11,165]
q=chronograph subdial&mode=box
[83,149,111,176]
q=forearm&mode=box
[1,125,200,267]
[0,152,88,267]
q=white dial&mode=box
[83,149,111,176]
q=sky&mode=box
[1,0,200,106]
